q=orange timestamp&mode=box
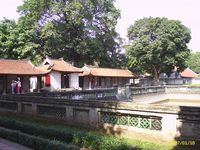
[170,140,196,146]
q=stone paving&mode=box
[0,138,32,150]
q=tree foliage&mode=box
[15,0,123,67]
[126,17,191,80]
[186,52,200,73]
[0,18,40,62]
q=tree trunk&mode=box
[152,65,159,86]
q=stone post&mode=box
[125,83,131,99]
[31,103,37,116]
[89,108,99,128]
[65,106,74,124]
[113,84,118,94]
[17,103,22,113]
[162,114,178,140]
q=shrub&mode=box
[0,127,79,150]
[0,116,138,150]
[0,117,73,143]
[72,132,100,149]
[71,132,135,150]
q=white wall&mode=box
[50,71,61,91]
[69,73,79,89]
[30,76,37,92]
[192,78,200,84]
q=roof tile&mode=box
[50,59,82,73]
[81,66,134,77]
[0,59,49,75]
[180,68,198,78]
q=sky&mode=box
[115,0,200,52]
[0,0,199,52]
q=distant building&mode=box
[80,65,135,89]
[0,59,48,94]
[159,67,199,85]
[180,68,199,84]
[180,68,198,78]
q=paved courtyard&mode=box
[0,138,32,150]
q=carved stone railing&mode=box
[117,85,200,100]
[12,88,118,101]
[130,86,166,95]
[1,94,200,140]
[100,112,162,130]
[165,85,200,94]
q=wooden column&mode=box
[2,75,7,94]
[61,74,64,88]
[94,77,97,89]
[102,77,105,88]
[104,77,106,88]
[109,77,112,88]
[88,77,92,89]
[37,76,42,92]
[20,76,24,93]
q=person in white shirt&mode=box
[11,80,17,94]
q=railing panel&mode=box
[129,86,165,96]
[100,112,162,131]
[37,105,66,118]
[0,101,18,111]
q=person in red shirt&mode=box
[17,78,21,94]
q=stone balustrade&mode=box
[1,93,200,141]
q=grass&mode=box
[0,112,175,150]
[126,138,174,150]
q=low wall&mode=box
[23,88,117,100]
[127,86,200,104]
[0,94,200,141]
[132,93,200,104]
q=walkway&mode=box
[0,138,32,150]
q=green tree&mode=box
[0,18,17,59]
[186,52,200,73]
[126,17,191,82]
[17,0,122,67]
[0,18,41,63]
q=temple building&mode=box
[0,59,49,94]
[38,57,83,91]
[0,58,135,93]
[80,65,135,89]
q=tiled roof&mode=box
[37,65,52,72]
[0,59,49,75]
[42,58,82,73]
[180,68,198,78]
[81,66,134,77]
